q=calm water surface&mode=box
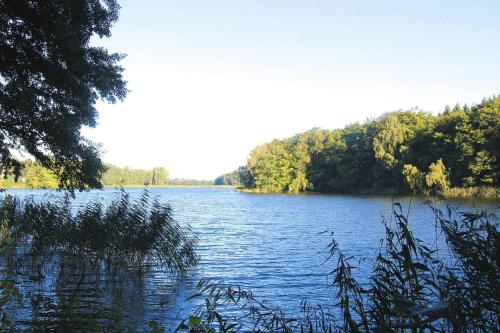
[1,188,498,331]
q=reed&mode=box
[179,203,499,332]
[0,190,198,331]
[442,186,499,199]
[1,190,198,273]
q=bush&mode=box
[425,159,450,193]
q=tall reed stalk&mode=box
[0,190,198,331]
[179,203,498,332]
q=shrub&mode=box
[425,159,450,193]
[402,164,425,193]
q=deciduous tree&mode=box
[0,0,127,190]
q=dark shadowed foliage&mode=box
[178,204,498,332]
[214,167,250,187]
[0,190,197,331]
[0,0,127,190]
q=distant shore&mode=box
[2,185,498,199]
[105,184,236,189]
[1,184,236,190]
[235,186,500,200]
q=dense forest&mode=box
[236,96,500,196]
[214,167,248,186]
[101,164,169,186]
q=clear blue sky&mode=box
[85,0,500,179]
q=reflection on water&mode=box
[1,188,498,331]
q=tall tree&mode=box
[152,167,169,185]
[0,0,127,190]
[372,110,430,189]
[247,141,293,192]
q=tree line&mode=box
[0,162,225,189]
[214,167,249,186]
[102,164,169,186]
[0,163,170,188]
[235,96,499,196]
[169,178,214,186]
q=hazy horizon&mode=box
[83,0,500,179]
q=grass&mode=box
[235,187,281,193]
[441,186,499,199]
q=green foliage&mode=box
[372,110,431,188]
[242,96,500,195]
[373,113,408,169]
[328,123,377,192]
[0,160,59,189]
[22,160,59,189]
[425,159,450,193]
[214,167,248,186]
[179,205,499,332]
[102,164,170,186]
[0,279,23,331]
[441,98,500,186]
[469,150,497,185]
[244,129,341,193]
[147,321,166,333]
[0,0,127,190]
[0,162,171,189]
[0,190,198,273]
[152,167,170,185]
[402,164,425,193]
[247,141,293,192]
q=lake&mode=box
[1,188,498,331]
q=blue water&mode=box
[1,188,498,331]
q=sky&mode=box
[84,0,500,180]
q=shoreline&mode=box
[235,186,500,200]
[2,185,498,200]
[1,184,236,190]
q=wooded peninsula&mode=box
[227,96,499,198]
